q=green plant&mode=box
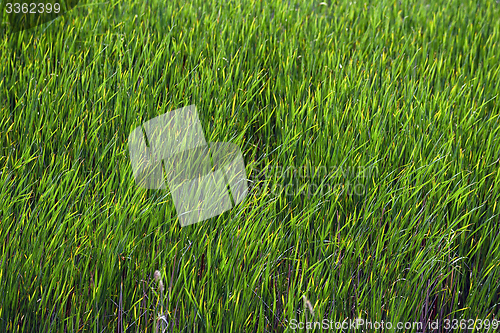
[1,0,499,331]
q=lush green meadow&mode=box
[1,0,500,331]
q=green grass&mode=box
[1,0,500,331]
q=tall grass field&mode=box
[1,0,500,331]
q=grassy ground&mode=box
[1,0,500,331]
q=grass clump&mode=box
[1,0,500,331]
